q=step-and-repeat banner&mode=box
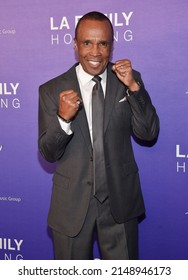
[0,0,187,260]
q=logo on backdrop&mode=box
[0,29,16,36]
[50,11,134,45]
[0,196,22,203]
[0,82,21,109]
[0,237,23,260]
[176,144,188,173]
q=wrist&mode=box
[128,80,141,91]
[126,80,141,96]
[57,113,71,123]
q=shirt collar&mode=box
[76,63,107,86]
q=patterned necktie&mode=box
[92,75,107,203]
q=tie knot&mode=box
[92,75,101,83]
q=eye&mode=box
[99,41,108,47]
[83,40,91,47]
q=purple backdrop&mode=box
[0,0,188,260]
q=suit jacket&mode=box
[38,62,159,237]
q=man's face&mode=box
[74,19,113,76]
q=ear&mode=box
[74,39,78,50]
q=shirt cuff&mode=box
[57,115,73,135]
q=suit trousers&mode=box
[52,196,138,260]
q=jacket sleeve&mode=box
[38,83,73,163]
[127,72,160,141]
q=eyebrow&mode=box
[81,39,111,44]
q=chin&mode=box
[82,63,106,76]
[87,68,105,76]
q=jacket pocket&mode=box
[52,172,70,190]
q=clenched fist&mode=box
[58,90,82,122]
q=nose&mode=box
[90,43,100,56]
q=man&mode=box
[38,11,159,260]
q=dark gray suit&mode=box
[38,62,159,240]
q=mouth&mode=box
[88,60,101,67]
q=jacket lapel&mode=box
[64,65,93,157]
[104,63,122,133]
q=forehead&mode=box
[76,19,112,41]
